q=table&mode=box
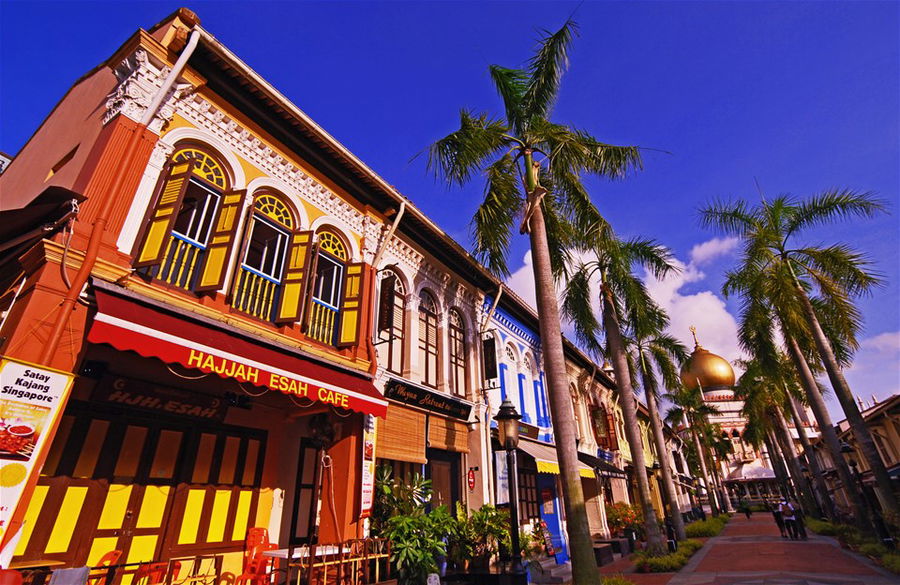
[262,546,347,560]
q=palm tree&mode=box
[630,318,689,540]
[734,359,818,516]
[426,21,643,581]
[563,234,678,554]
[701,190,897,516]
[665,389,722,516]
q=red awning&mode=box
[88,288,387,418]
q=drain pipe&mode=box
[39,29,201,365]
[480,284,503,334]
[366,201,405,375]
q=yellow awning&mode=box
[518,439,595,478]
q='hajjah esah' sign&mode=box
[384,378,472,420]
[93,375,228,421]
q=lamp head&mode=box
[494,398,521,450]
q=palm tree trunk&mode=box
[765,430,793,499]
[773,407,818,515]
[646,390,687,539]
[787,395,835,520]
[687,420,719,515]
[783,332,872,530]
[792,279,899,515]
[527,200,600,584]
[600,284,664,554]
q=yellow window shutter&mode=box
[273,230,314,324]
[196,189,246,292]
[134,160,194,268]
[337,262,365,348]
[299,241,321,333]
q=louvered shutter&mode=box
[337,262,365,348]
[134,160,194,268]
[195,189,246,292]
[274,230,314,324]
[607,409,619,451]
[377,274,396,334]
[299,241,321,333]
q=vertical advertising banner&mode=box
[0,357,75,539]
[495,451,509,505]
[360,414,377,517]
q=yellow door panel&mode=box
[231,490,253,541]
[14,485,49,556]
[97,485,134,530]
[177,490,206,545]
[45,486,88,554]
[206,490,232,542]
[136,486,171,528]
[86,537,120,567]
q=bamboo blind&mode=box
[427,416,469,453]
[375,405,426,463]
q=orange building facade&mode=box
[0,9,412,577]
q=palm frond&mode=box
[471,154,522,277]
[522,20,578,123]
[561,264,603,354]
[787,189,887,236]
[699,199,758,235]
[427,110,511,185]
[489,65,529,134]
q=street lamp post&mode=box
[841,441,894,549]
[495,399,525,578]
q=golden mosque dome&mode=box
[680,327,736,390]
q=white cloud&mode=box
[503,239,745,371]
[644,256,743,367]
[689,236,739,266]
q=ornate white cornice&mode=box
[105,49,192,133]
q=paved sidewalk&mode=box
[666,513,899,585]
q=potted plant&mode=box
[468,505,511,568]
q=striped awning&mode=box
[517,438,595,478]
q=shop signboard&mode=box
[360,414,377,517]
[92,375,228,421]
[0,357,75,542]
[384,378,472,420]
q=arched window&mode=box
[135,145,243,293]
[448,309,467,397]
[308,229,349,345]
[377,269,406,375]
[418,290,439,387]
[232,192,294,320]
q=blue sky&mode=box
[2,1,898,422]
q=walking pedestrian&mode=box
[740,497,752,519]
[780,499,798,540]
[769,499,787,538]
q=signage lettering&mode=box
[384,378,472,420]
[93,376,227,421]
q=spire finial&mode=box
[689,325,701,348]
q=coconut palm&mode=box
[562,233,678,553]
[734,359,818,516]
[425,21,643,581]
[701,190,897,516]
[665,389,722,516]
[630,316,689,540]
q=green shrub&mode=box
[806,518,839,535]
[601,576,635,585]
[882,553,900,574]
[632,538,705,572]
[859,542,889,558]
[685,516,729,537]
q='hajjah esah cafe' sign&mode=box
[384,378,472,420]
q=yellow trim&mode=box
[45,486,88,553]
[535,460,595,478]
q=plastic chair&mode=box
[242,529,271,574]
[86,551,123,585]
[134,562,180,585]
[0,570,23,585]
[235,543,276,585]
